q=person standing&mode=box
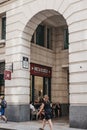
[30,101,38,120]
[55,102,61,117]
[37,95,53,130]
[30,101,36,112]
[0,96,7,123]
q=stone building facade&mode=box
[0,0,87,129]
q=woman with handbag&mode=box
[37,95,53,130]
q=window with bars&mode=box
[47,27,52,49]
[31,24,52,49]
[36,24,45,47]
[64,28,69,49]
[1,16,6,40]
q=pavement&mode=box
[0,118,85,130]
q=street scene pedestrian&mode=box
[37,95,53,130]
[0,96,7,123]
[30,101,38,120]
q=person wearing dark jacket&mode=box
[37,95,53,130]
[0,96,7,123]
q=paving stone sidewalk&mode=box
[0,120,85,130]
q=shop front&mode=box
[30,63,52,103]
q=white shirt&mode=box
[30,104,35,112]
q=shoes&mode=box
[39,128,44,130]
[5,119,7,123]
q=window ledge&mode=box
[0,0,10,4]
[0,39,5,48]
[32,43,54,53]
[62,64,69,68]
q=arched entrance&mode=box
[23,9,69,119]
[21,0,87,128]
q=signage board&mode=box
[30,63,51,77]
[4,70,11,80]
[22,57,29,69]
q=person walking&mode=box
[30,101,38,120]
[0,96,7,123]
[37,95,53,130]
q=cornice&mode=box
[0,0,11,5]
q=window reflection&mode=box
[34,76,43,101]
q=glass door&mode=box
[30,75,43,103]
[30,75,51,103]
[34,76,43,102]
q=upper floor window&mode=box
[31,24,52,50]
[0,15,6,40]
[1,16,6,40]
[36,24,44,47]
[64,28,69,49]
[47,27,52,49]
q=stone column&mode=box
[54,27,69,116]
[69,17,87,129]
[5,11,30,121]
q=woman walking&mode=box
[37,95,53,130]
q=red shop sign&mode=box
[4,70,11,80]
[30,63,52,77]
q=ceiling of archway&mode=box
[0,0,10,4]
[29,10,67,29]
[43,15,67,27]
[24,10,67,41]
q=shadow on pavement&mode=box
[0,128,16,130]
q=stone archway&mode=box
[21,0,87,128]
[25,9,69,117]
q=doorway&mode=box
[30,75,51,103]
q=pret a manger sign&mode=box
[30,63,51,77]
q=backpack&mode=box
[1,100,7,108]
